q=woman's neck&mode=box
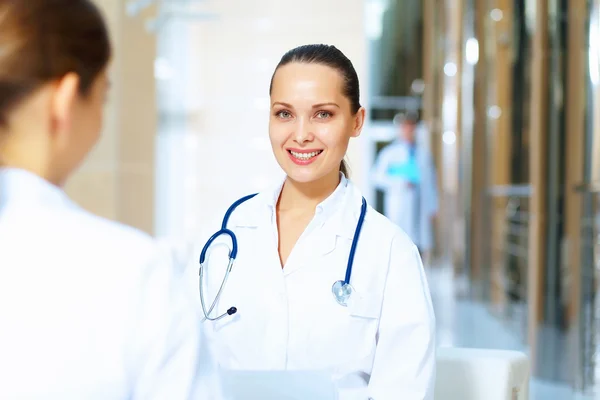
[0,139,57,185]
[277,170,341,213]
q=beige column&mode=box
[469,0,489,282]
[488,0,513,309]
[564,0,586,326]
[422,0,443,257]
[429,0,464,264]
[115,3,157,234]
[527,0,549,373]
[447,0,464,271]
[65,0,157,235]
[421,0,434,129]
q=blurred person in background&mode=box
[193,44,435,400]
[371,111,439,264]
[0,1,219,398]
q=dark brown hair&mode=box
[270,44,361,178]
[0,0,111,127]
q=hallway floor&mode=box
[427,265,595,400]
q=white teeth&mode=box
[290,150,322,160]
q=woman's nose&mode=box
[294,119,313,143]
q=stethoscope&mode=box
[198,193,367,321]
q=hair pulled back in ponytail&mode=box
[340,159,350,177]
[0,0,111,127]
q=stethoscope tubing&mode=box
[344,197,367,285]
[199,258,235,322]
[199,193,367,318]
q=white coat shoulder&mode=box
[350,180,418,254]
[53,205,158,265]
[61,208,224,400]
[365,203,414,245]
[0,170,221,400]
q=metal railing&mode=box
[484,184,532,343]
[574,186,600,394]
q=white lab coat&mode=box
[193,174,436,399]
[371,139,439,251]
[0,168,220,399]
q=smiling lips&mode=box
[287,148,323,165]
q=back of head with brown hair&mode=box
[0,0,111,127]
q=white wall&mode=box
[155,0,369,241]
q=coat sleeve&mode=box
[127,243,224,400]
[367,234,436,399]
[371,146,395,190]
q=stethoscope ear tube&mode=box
[198,193,258,322]
[199,228,238,264]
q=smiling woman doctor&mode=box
[196,44,436,399]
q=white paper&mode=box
[220,370,339,400]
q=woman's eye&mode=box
[316,111,332,119]
[276,110,292,119]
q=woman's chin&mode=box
[285,168,319,184]
[285,166,340,186]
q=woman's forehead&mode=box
[270,63,345,105]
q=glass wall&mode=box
[458,0,600,395]
[577,0,600,394]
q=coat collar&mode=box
[230,173,365,242]
[0,168,74,210]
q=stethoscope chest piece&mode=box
[332,280,354,307]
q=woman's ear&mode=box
[50,72,79,138]
[351,107,366,138]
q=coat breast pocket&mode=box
[307,292,381,372]
[345,294,381,349]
